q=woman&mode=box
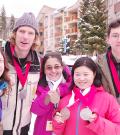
[31,52,72,135]
[53,57,120,135]
[0,48,10,135]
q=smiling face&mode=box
[44,57,63,81]
[15,26,36,52]
[74,66,95,90]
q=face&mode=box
[74,66,95,90]
[0,52,4,77]
[15,26,36,52]
[44,57,63,81]
[107,26,120,55]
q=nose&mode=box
[51,68,56,72]
[79,75,85,81]
[23,32,29,39]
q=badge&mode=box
[46,121,53,131]
[80,107,92,121]
[60,107,70,121]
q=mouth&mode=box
[21,42,28,44]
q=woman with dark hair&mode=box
[0,48,10,134]
[53,57,120,135]
[30,52,72,135]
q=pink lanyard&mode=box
[10,45,31,88]
[108,51,120,93]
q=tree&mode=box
[0,6,7,39]
[9,14,15,31]
[77,0,107,55]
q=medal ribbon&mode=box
[10,45,31,88]
[108,51,120,93]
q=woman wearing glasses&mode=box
[30,52,72,135]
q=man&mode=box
[99,19,120,103]
[1,12,41,135]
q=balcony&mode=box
[55,32,62,37]
[65,27,77,34]
[65,15,77,22]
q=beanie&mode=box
[13,12,39,35]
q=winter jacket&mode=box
[98,47,120,104]
[53,87,120,135]
[31,68,72,135]
[1,42,40,135]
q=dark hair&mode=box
[39,52,67,87]
[70,57,102,89]
[107,19,120,36]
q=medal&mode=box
[80,107,92,121]
[60,107,70,121]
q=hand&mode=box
[54,112,64,123]
[88,113,97,122]
[48,90,60,104]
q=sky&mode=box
[0,0,77,18]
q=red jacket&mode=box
[53,87,120,135]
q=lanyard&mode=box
[10,45,31,88]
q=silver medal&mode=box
[80,107,92,121]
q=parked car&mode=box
[62,55,97,70]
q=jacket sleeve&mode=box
[30,86,54,116]
[87,94,120,135]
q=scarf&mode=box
[46,75,64,91]
[107,51,120,93]
[67,85,96,107]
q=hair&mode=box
[39,51,68,87]
[0,48,11,92]
[107,19,120,36]
[70,57,102,90]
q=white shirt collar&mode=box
[80,87,91,96]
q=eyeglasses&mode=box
[45,65,62,71]
[111,34,120,39]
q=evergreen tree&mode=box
[9,14,15,31]
[77,0,107,55]
[0,6,7,39]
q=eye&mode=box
[112,34,119,38]
[54,65,61,70]
[74,73,81,77]
[46,66,52,70]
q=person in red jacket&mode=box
[53,57,120,135]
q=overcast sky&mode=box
[0,0,77,18]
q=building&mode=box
[37,0,80,54]
[107,0,120,24]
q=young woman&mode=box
[0,48,10,135]
[53,57,120,135]
[31,52,72,135]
